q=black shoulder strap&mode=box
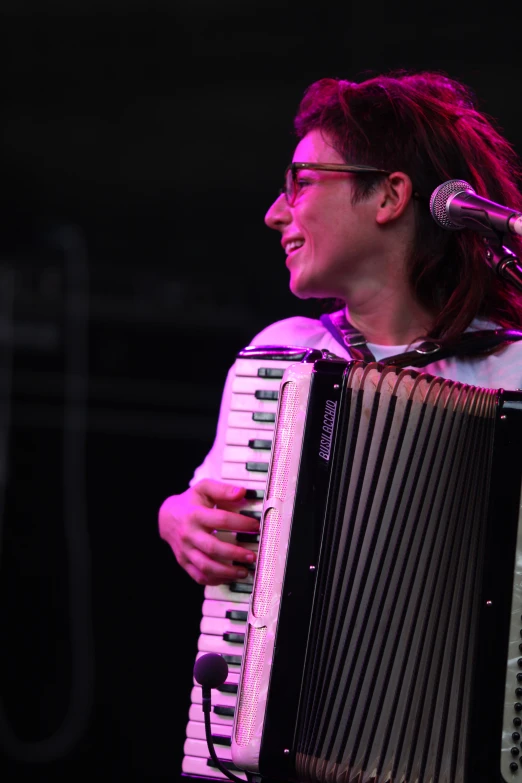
[320,311,522,369]
[319,310,375,362]
[385,329,522,369]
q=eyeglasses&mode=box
[281,162,392,206]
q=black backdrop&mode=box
[0,1,521,779]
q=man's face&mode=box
[265,130,387,301]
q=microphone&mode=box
[193,651,229,691]
[193,653,245,783]
[429,179,522,238]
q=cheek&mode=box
[300,210,332,248]
[314,220,350,259]
[296,198,349,256]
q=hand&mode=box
[158,478,260,586]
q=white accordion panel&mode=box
[232,362,315,772]
[182,350,303,781]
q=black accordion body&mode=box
[229,348,522,783]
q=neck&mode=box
[344,290,434,346]
[334,229,435,345]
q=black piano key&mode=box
[244,489,264,500]
[257,368,284,379]
[239,510,261,521]
[213,706,235,717]
[230,582,253,594]
[236,532,260,544]
[207,758,242,771]
[255,390,279,400]
[248,439,272,450]
[218,683,238,694]
[246,461,269,473]
[211,735,232,747]
[225,610,248,621]
[252,412,275,423]
[222,654,242,666]
[232,560,255,572]
[223,632,245,644]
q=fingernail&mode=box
[227,485,242,497]
[236,569,248,579]
[245,552,255,562]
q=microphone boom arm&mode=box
[484,239,522,293]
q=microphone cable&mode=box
[193,653,246,783]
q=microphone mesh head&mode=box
[429,179,475,230]
[193,652,228,689]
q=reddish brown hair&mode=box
[294,71,522,339]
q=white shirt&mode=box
[190,314,522,486]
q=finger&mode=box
[194,479,246,506]
[184,562,240,587]
[196,506,261,533]
[189,548,252,586]
[183,562,208,586]
[191,527,257,567]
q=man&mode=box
[159,70,522,585]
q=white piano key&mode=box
[200,615,246,636]
[204,583,252,602]
[189,703,235,727]
[231,376,281,394]
[198,633,245,659]
[191,685,237,709]
[233,357,291,377]
[185,737,233,761]
[225,427,274,446]
[202,599,250,619]
[230,393,278,413]
[182,755,247,780]
[227,411,275,430]
[223,445,272,463]
[186,720,233,741]
[222,463,269,482]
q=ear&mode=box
[375,172,413,224]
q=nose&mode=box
[265,192,291,231]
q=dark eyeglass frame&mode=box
[281,162,392,205]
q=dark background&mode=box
[0,1,520,779]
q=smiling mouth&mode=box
[285,240,305,255]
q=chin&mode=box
[289,284,313,301]
[289,272,316,300]
[289,274,334,301]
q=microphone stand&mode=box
[484,237,522,292]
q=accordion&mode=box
[230,350,522,783]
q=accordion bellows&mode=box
[231,357,522,783]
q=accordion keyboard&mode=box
[182,347,308,780]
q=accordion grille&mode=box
[235,626,267,747]
[253,507,281,617]
[291,378,497,783]
[267,380,299,502]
